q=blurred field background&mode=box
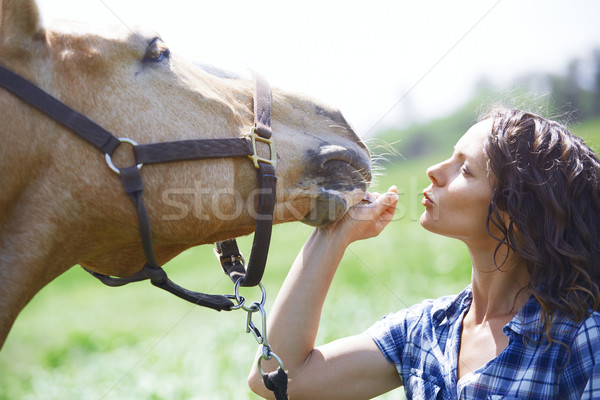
[2,32,600,400]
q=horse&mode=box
[0,0,371,349]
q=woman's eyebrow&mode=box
[454,148,486,169]
[453,149,467,160]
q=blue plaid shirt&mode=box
[366,286,600,399]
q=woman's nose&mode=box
[426,162,445,186]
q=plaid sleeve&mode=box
[581,362,600,399]
[561,313,600,399]
[366,309,408,366]
[365,300,433,366]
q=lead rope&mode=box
[230,280,288,399]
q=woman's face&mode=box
[420,119,495,247]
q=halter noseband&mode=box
[0,65,277,311]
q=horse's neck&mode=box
[0,203,75,349]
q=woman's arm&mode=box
[248,187,402,399]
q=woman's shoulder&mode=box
[572,310,600,344]
[581,309,600,327]
[553,308,600,335]
[558,310,600,381]
[549,309,600,364]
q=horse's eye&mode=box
[143,38,170,63]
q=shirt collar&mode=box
[432,286,473,326]
[504,294,544,340]
[432,286,545,340]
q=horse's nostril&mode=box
[357,139,370,158]
[317,145,371,180]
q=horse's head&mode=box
[0,0,371,277]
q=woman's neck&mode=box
[466,245,531,323]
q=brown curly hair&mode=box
[483,108,600,335]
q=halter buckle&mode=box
[245,127,276,169]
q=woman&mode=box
[248,108,600,399]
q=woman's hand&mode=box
[320,185,399,246]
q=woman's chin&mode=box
[419,210,438,233]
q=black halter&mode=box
[0,65,277,311]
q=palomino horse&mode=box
[0,0,371,348]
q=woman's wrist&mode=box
[313,224,353,252]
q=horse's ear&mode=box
[0,0,42,50]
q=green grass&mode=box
[572,117,600,151]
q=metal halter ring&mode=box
[234,279,266,312]
[257,347,285,377]
[105,138,143,175]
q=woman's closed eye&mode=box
[461,165,473,177]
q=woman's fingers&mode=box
[342,186,399,242]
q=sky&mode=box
[36,0,600,138]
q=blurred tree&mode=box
[593,49,600,117]
[547,59,582,120]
